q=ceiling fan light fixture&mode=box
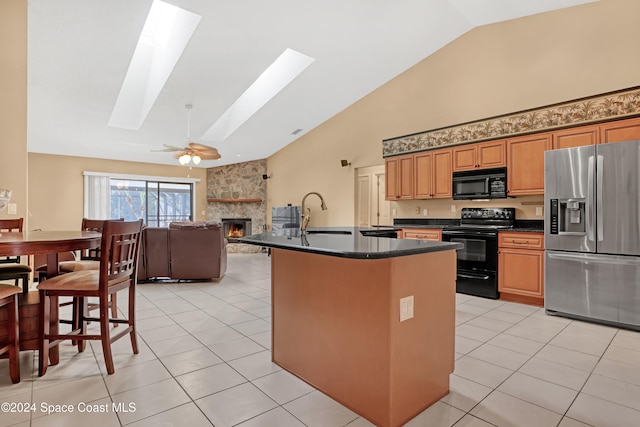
[179,154,191,165]
[191,155,201,165]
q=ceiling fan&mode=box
[154,104,221,165]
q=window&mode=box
[84,172,199,227]
[110,179,193,227]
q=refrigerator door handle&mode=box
[587,155,595,242]
[596,155,604,242]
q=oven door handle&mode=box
[443,230,497,238]
[457,272,491,280]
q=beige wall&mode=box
[267,0,640,225]
[28,153,208,230]
[0,0,27,222]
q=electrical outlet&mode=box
[423,208,428,216]
[415,206,420,214]
[450,204,457,212]
[536,206,543,216]
[7,203,16,215]
[392,208,397,217]
[400,295,414,322]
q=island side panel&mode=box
[271,248,393,426]
[388,250,457,427]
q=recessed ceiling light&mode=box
[108,0,201,130]
[202,48,315,142]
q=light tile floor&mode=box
[1,253,640,426]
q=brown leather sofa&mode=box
[137,221,227,282]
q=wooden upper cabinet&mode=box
[385,157,399,200]
[506,133,552,196]
[432,148,452,198]
[398,155,414,199]
[385,154,413,200]
[452,140,506,171]
[413,148,452,199]
[600,117,640,143]
[553,125,599,149]
[452,145,476,171]
[413,151,433,199]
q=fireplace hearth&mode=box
[222,218,252,242]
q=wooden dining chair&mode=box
[57,219,123,322]
[0,284,22,383]
[37,219,143,376]
[0,219,32,293]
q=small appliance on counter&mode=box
[442,207,515,299]
[545,140,640,330]
[271,205,301,237]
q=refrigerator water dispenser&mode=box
[549,199,586,234]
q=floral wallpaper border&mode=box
[382,86,640,157]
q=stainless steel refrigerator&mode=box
[544,139,640,330]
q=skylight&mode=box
[202,48,315,142]
[108,0,201,130]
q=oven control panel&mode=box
[460,207,515,220]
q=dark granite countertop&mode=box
[239,227,462,259]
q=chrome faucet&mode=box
[300,192,327,233]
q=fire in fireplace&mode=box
[221,218,252,241]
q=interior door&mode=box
[376,173,391,226]
[356,174,371,227]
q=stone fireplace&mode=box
[222,218,252,242]
[207,159,266,253]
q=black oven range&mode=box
[442,207,515,299]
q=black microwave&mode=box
[452,167,507,200]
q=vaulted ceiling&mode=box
[27,0,596,167]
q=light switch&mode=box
[422,208,428,216]
[450,205,457,212]
[7,203,16,215]
[400,295,414,322]
[536,206,543,216]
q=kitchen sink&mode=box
[305,230,352,235]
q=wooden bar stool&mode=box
[0,284,21,383]
[37,220,143,376]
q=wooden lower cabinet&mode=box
[401,228,442,241]
[498,232,544,306]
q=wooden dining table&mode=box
[0,230,101,278]
[0,230,101,367]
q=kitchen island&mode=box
[240,228,461,427]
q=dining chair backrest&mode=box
[98,220,143,296]
[0,219,23,233]
[0,219,24,264]
[80,218,123,261]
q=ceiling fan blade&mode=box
[172,151,188,159]
[151,144,184,152]
[187,142,215,151]
[198,150,221,160]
